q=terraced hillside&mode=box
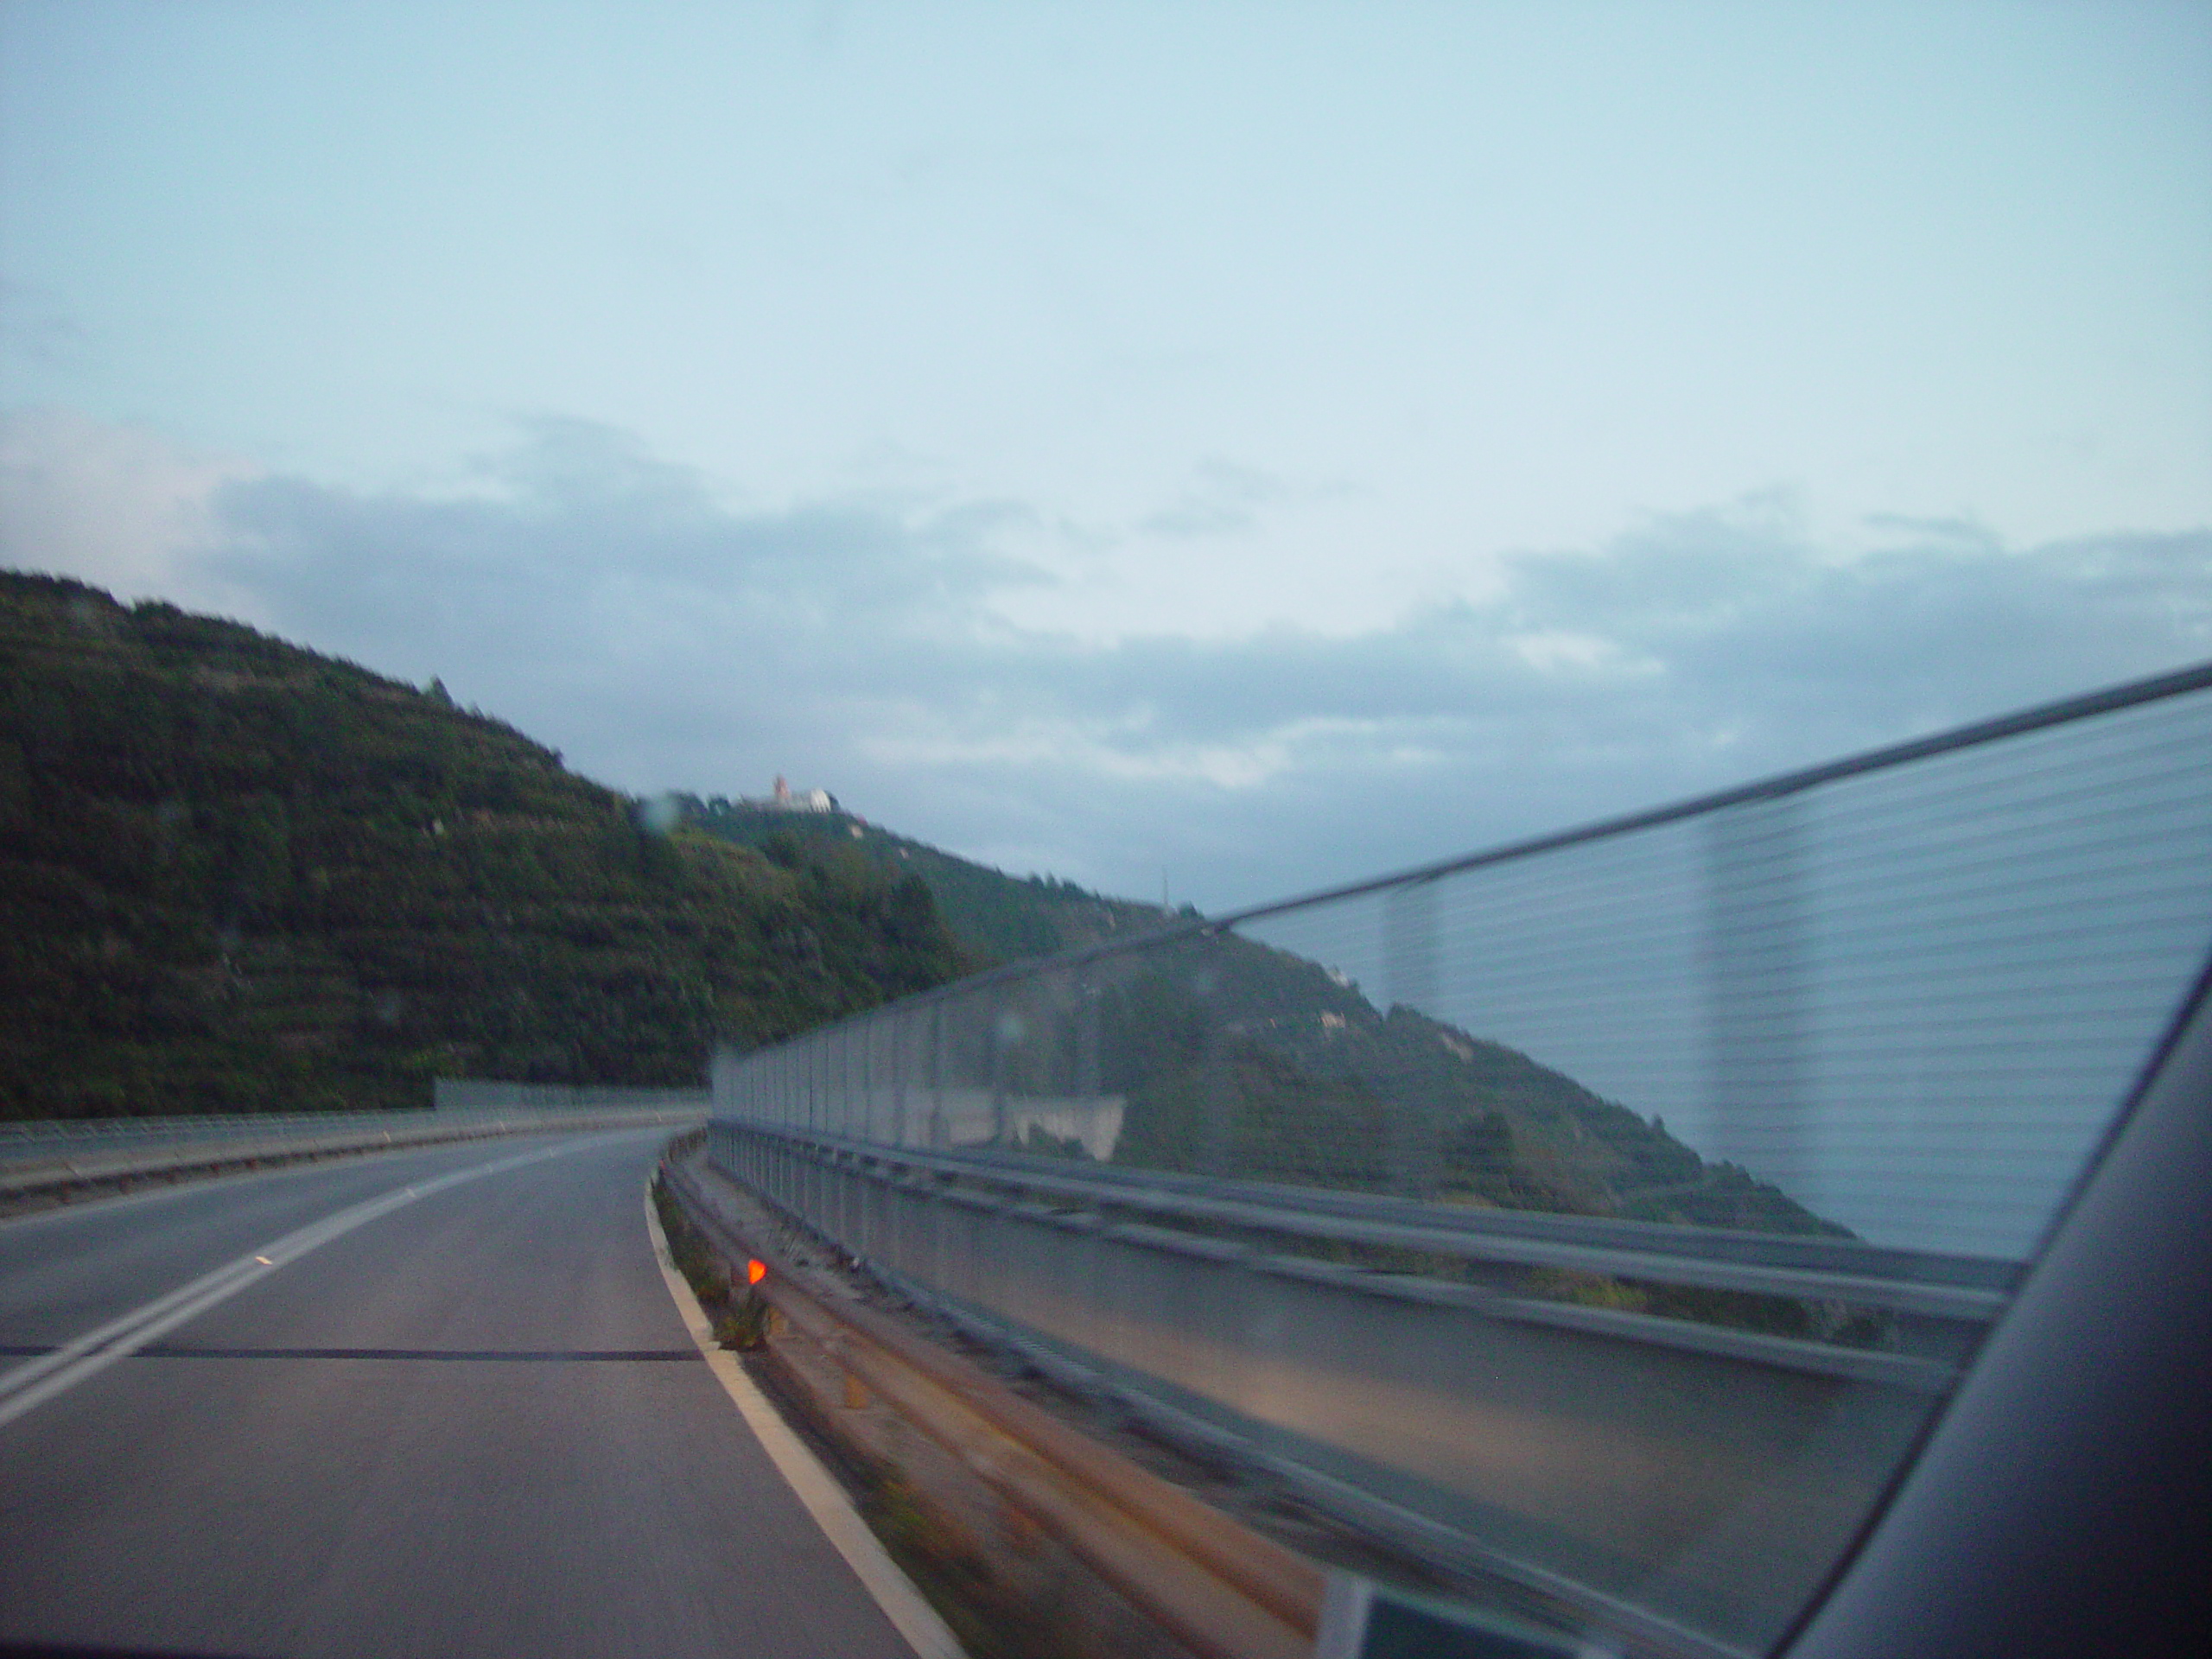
[0,574,967,1117]
[686,794,1173,963]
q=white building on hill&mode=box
[745,775,837,813]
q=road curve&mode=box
[0,1128,919,1659]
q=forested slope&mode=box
[0,574,967,1118]
[687,796,1173,963]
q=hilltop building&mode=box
[744,775,837,813]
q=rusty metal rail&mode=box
[661,1153,1327,1659]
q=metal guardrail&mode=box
[707,662,2212,1657]
[664,1152,1326,1659]
[3,1096,703,1159]
[432,1080,710,1113]
[712,1117,1948,1658]
[2,1110,467,1148]
[2,1103,706,1203]
[747,1125,2016,1326]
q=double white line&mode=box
[0,1137,588,1430]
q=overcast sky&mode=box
[3,0,2209,912]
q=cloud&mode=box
[0,408,260,613]
[6,408,2208,907]
[1137,458,1291,539]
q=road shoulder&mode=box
[642,1180,966,1659]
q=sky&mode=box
[3,0,2209,914]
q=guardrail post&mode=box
[843,1022,856,1141]
[991,999,1011,1147]
[860,1017,874,1143]
[1383,875,1444,1198]
[1077,969,1102,1101]
[892,1008,908,1148]
[929,999,947,1149]
[1705,793,1815,1202]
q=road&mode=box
[0,1128,921,1659]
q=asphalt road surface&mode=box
[0,1128,920,1659]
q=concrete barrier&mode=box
[432,1079,709,1113]
[2,1108,702,1206]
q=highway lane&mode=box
[1,1136,602,1354]
[0,1128,922,1659]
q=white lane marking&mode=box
[643,1184,965,1659]
[0,1258,264,1406]
[0,1137,594,1429]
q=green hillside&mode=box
[0,573,967,1119]
[685,796,1173,963]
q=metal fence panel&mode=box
[705,664,2212,1656]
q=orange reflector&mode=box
[747,1259,768,1286]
